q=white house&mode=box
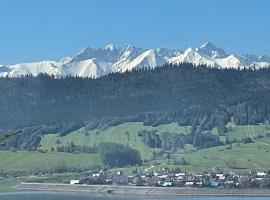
[70,180,80,185]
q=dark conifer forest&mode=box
[1,63,270,150]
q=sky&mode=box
[0,0,270,64]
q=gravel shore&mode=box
[13,182,270,197]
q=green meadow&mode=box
[1,122,270,173]
[0,151,100,172]
[40,122,191,159]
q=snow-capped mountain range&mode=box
[1,42,270,78]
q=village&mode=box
[70,168,270,189]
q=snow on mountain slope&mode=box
[1,42,270,78]
[156,47,182,59]
[0,65,10,77]
[112,44,144,71]
[0,65,10,73]
[254,62,270,68]
[72,44,120,63]
[7,61,63,77]
[66,59,112,78]
[169,48,218,67]
[60,57,73,64]
[216,55,252,69]
[196,42,228,59]
[120,49,164,72]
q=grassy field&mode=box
[40,122,270,159]
[1,138,270,173]
[22,172,85,184]
[0,173,83,192]
[1,122,270,173]
[0,180,19,192]
[226,123,269,140]
[0,151,101,172]
[41,122,190,159]
[169,138,270,172]
[104,138,270,174]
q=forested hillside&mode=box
[1,63,270,150]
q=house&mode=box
[224,181,235,188]
[175,172,186,177]
[163,181,173,187]
[210,181,219,187]
[257,172,266,177]
[92,173,100,177]
[187,176,195,181]
[70,180,80,185]
[105,178,113,184]
[117,171,122,175]
[158,174,168,179]
[112,174,129,185]
[175,173,186,180]
[218,176,226,181]
[157,181,164,186]
[216,173,224,178]
[195,182,203,187]
[185,182,194,186]
[153,172,159,177]
[177,176,184,180]
[256,172,266,180]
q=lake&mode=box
[0,192,269,200]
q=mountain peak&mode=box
[72,47,95,62]
[200,41,217,49]
[118,43,144,59]
[185,47,194,53]
[122,43,140,51]
[196,42,228,59]
[76,47,92,56]
[104,43,114,51]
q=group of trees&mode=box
[139,129,221,151]
[186,126,224,149]
[52,142,142,168]
[139,129,161,148]
[54,142,98,153]
[97,143,142,167]
[139,129,186,151]
[160,132,185,151]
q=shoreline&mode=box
[13,182,270,197]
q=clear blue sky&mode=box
[0,0,269,64]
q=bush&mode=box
[242,137,254,144]
[37,149,47,153]
[254,134,264,139]
[225,145,233,150]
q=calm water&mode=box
[0,192,269,200]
